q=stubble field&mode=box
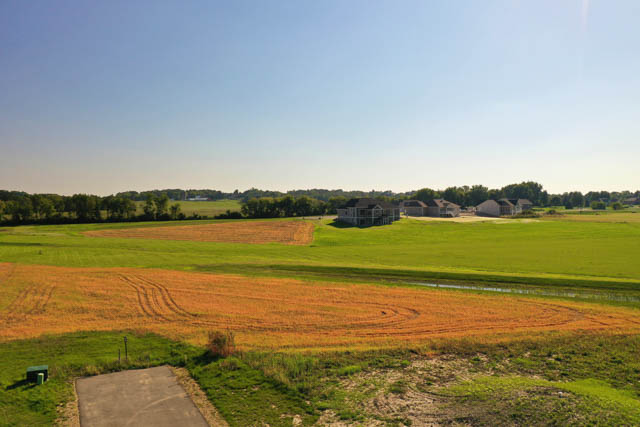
[2,263,639,350]
[83,219,315,245]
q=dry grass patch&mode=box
[83,220,315,245]
[1,263,640,350]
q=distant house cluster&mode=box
[476,198,533,217]
[336,196,535,226]
[186,195,209,201]
[624,197,640,206]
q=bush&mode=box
[591,201,606,210]
[206,330,236,358]
[214,210,243,219]
[512,210,540,219]
[611,202,624,210]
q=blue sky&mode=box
[1,0,638,195]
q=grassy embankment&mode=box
[1,214,640,291]
[4,331,640,426]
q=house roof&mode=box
[518,199,533,205]
[425,199,460,209]
[344,198,397,209]
[477,199,499,208]
[497,199,515,207]
[403,200,427,208]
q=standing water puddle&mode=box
[411,282,640,303]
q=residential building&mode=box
[401,200,428,216]
[401,199,461,217]
[476,198,533,217]
[337,198,400,226]
[186,195,209,201]
[424,199,461,217]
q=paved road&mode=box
[76,366,209,427]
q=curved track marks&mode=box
[2,265,640,349]
[119,274,196,322]
[3,284,55,317]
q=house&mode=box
[476,199,533,217]
[186,195,209,201]
[624,197,640,205]
[424,199,461,217]
[401,200,428,216]
[337,198,400,226]
[401,199,461,217]
[517,199,533,211]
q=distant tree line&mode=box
[2,183,638,225]
[112,184,639,209]
[241,196,327,218]
[411,182,639,210]
[113,187,412,203]
[0,191,190,225]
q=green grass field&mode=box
[2,214,640,289]
[134,199,241,217]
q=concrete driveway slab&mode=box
[76,366,209,427]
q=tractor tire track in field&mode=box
[0,263,17,285]
[133,275,196,318]
[119,274,195,322]
[3,284,55,317]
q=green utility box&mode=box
[26,365,48,383]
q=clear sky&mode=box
[1,0,638,195]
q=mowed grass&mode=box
[1,215,640,288]
[134,199,241,217]
[0,331,315,427]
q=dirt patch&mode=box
[171,367,228,426]
[319,355,486,426]
[83,220,315,245]
[1,263,639,350]
[55,381,79,427]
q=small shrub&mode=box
[207,330,236,358]
[214,210,244,219]
[591,201,606,210]
[611,202,624,210]
[512,210,540,219]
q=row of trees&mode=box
[109,185,640,208]
[0,191,186,224]
[411,182,545,207]
[412,183,639,209]
[113,187,408,203]
[240,196,328,218]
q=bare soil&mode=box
[84,220,315,245]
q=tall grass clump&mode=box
[207,329,236,357]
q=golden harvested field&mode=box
[2,263,640,350]
[83,220,315,245]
